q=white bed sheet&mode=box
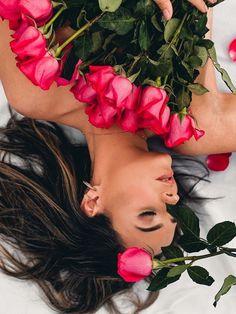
[0,1,236,313]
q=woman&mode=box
[0,0,232,313]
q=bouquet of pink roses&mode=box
[0,0,234,148]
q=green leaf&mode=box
[188,83,209,95]
[214,275,236,307]
[178,234,208,253]
[139,20,151,51]
[207,221,236,247]
[176,88,191,109]
[151,14,163,32]
[208,46,236,94]
[135,0,156,16]
[187,56,202,68]
[167,205,200,238]
[164,18,181,43]
[187,266,215,286]
[98,7,135,35]
[194,46,208,67]
[167,264,190,278]
[197,39,214,50]
[147,268,180,291]
[98,0,122,12]
[127,68,141,83]
[161,246,184,259]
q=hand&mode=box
[153,0,217,20]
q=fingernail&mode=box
[163,9,171,21]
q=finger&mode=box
[153,0,173,20]
[188,0,208,13]
[207,0,218,4]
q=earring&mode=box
[82,181,97,191]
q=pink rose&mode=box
[71,75,97,104]
[85,66,121,127]
[11,14,35,39]
[105,76,133,108]
[138,86,170,135]
[10,25,47,60]
[85,102,117,128]
[207,153,232,171]
[19,0,53,26]
[0,0,20,22]
[164,113,205,148]
[17,51,60,90]
[117,247,153,282]
[116,85,142,132]
[88,65,116,92]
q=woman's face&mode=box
[100,151,179,255]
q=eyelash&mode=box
[139,211,156,217]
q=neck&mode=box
[81,124,149,184]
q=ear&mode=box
[80,187,104,217]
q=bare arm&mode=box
[0,19,87,128]
[174,9,236,156]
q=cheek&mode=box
[162,223,177,246]
[153,224,177,255]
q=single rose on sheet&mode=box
[117,247,153,282]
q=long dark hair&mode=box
[0,112,209,313]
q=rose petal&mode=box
[229,38,236,62]
[207,153,232,171]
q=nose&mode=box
[162,192,180,205]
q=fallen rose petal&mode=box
[207,153,232,171]
[228,38,236,62]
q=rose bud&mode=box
[164,113,205,148]
[117,247,153,282]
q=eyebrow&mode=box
[134,218,176,233]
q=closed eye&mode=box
[139,211,156,217]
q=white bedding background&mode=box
[0,1,236,313]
